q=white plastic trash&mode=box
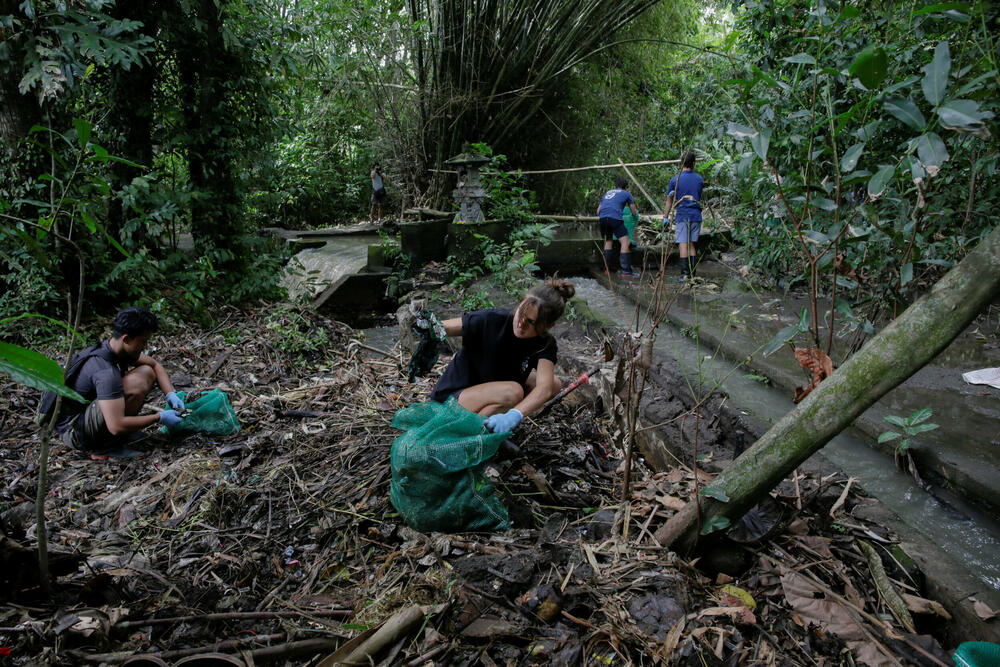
[962,367,1000,389]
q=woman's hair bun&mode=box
[547,278,575,301]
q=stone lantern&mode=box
[444,146,491,223]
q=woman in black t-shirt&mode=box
[430,279,576,432]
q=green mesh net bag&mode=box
[390,398,510,533]
[162,389,241,437]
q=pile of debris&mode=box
[0,306,956,665]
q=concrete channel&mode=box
[570,271,1000,644]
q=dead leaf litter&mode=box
[0,306,956,665]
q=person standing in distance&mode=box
[597,177,639,278]
[663,152,704,281]
[370,163,387,223]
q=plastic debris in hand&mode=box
[408,310,447,382]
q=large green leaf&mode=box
[849,46,888,89]
[884,98,927,131]
[907,157,927,181]
[936,99,995,138]
[856,121,881,141]
[700,515,731,535]
[884,76,920,97]
[797,307,811,333]
[833,299,854,319]
[750,128,772,161]
[868,165,895,197]
[700,487,730,502]
[921,41,951,107]
[73,118,91,149]
[784,53,816,65]
[810,197,838,211]
[764,325,799,357]
[914,132,949,169]
[900,262,913,286]
[726,122,757,140]
[0,342,84,401]
[840,143,865,172]
[884,415,908,428]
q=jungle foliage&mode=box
[1,0,996,342]
[719,0,998,352]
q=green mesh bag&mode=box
[162,389,241,437]
[390,398,510,533]
[623,205,638,242]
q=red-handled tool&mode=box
[537,366,601,416]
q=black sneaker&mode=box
[86,432,150,459]
[88,445,144,460]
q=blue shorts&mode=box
[675,217,701,244]
[599,217,628,241]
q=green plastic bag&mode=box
[954,642,1000,667]
[623,206,638,242]
[162,389,241,437]
[390,398,510,533]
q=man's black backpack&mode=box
[36,342,114,427]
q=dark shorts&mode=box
[60,402,118,451]
[599,217,628,241]
[371,188,387,204]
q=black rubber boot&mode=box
[603,249,614,273]
[620,252,633,276]
[688,254,697,277]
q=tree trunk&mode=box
[654,224,1000,553]
[105,0,158,243]
[0,69,40,153]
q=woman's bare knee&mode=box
[497,383,524,408]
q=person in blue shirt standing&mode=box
[597,177,639,277]
[663,152,704,281]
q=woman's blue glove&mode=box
[159,409,184,427]
[485,408,523,433]
[166,392,185,411]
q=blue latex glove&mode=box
[485,408,523,433]
[166,391,185,411]
[159,409,184,427]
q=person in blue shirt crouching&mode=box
[597,177,639,278]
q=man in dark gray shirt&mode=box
[55,307,185,457]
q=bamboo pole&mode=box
[430,158,683,176]
[618,157,662,215]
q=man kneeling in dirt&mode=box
[52,307,186,458]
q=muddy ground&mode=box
[0,286,966,665]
